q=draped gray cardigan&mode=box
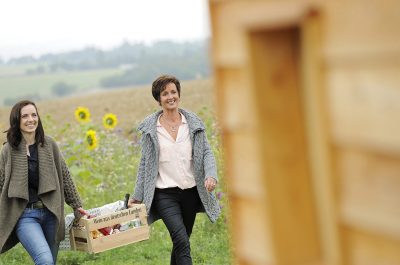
[132,109,221,223]
[0,136,82,253]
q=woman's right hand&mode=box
[127,199,142,208]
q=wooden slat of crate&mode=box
[70,228,87,238]
[70,228,90,252]
[70,226,150,254]
[73,240,89,253]
[89,226,150,253]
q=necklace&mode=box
[162,114,181,132]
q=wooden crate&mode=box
[70,204,150,254]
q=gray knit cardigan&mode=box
[132,109,221,223]
[0,136,82,253]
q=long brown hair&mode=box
[5,100,46,149]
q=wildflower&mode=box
[102,113,118,130]
[96,183,106,192]
[85,129,97,150]
[74,107,91,123]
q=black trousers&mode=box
[153,186,201,265]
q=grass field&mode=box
[0,215,231,265]
[0,66,124,105]
[0,64,39,77]
[0,78,231,264]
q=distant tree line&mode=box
[4,40,211,88]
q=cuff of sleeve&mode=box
[73,208,84,219]
[73,205,84,220]
[131,194,142,203]
[211,177,218,183]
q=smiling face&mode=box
[20,104,39,135]
[160,82,180,111]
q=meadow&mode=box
[0,64,124,105]
[0,79,232,265]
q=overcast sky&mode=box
[0,0,210,60]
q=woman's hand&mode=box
[74,207,88,221]
[77,207,88,216]
[127,199,142,208]
[204,177,217,192]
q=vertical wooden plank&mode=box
[215,67,274,264]
[301,11,342,265]
[249,27,320,264]
[211,4,275,262]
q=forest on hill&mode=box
[2,40,211,83]
[0,40,211,106]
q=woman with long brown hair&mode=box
[0,100,85,264]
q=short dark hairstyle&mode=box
[151,75,181,103]
[5,100,46,149]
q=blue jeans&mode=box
[15,207,59,265]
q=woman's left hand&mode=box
[205,177,217,192]
[77,207,88,216]
[74,207,88,220]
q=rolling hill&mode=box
[0,78,215,143]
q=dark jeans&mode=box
[153,186,200,265]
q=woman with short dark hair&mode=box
[128,75,221,265]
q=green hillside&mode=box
[0,66,124,105]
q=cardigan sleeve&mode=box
[202,130,218,182]
[0,146,7,195]
[132,136,146,202]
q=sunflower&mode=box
[74,107,91,123]
[102,113,118,130]
[85,129,97,150]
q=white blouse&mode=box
[156,113,196,189]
